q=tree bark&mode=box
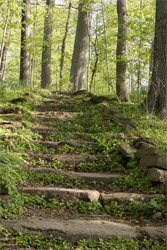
[143,0,167,119]
[116,0,130,102]
[60,1,71,80]
[20,0,31,85]
[90,39,99,91]
[30,0,38,86]
[70,0,92,91]
[101,0,112,93]
[41,0,55,88]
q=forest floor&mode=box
[0,90,167,249]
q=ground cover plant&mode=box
[0,87,166,249]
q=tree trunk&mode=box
[144,0,167,119]
[0,1,10,66]
[20,0,31,85]
[90,40,99,91]
[30,0,38,86]
[116,0,130,102]
[41,0,55,89]
[60,1,71,80]
[0,34,11,82]
[70,0,92,91]
[101,0,112,93]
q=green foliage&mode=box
[48,132,75,141]
[74,199,102,214]
[16,233,72,249]
[0,146,25,194]
[14,233,167,250]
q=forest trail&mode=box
[1,91,167,247]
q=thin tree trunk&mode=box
[101,0,111,93]
[87,32,91,92]
[143,0,167,119]
[116,0,130,102]
[30,0,38,86]
[90,40,99,91]
[60,1,71,80]
[41,0,55,88]
[0,1,10,65]
[0,34,11,81]
[20,0,31,85]
[70,0,92,91]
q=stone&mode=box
[89,96,110,104]
[133,138,157,149]
[139,155,167,171]
[147,168,167,183]
[30,168,123,184]
[112,133,125,139]
[0,121,22,129]
[118,144,137,156]
[142,225,167,240]
[65,172,124,184]
[102,192,164,205]
[19,187,100,202]
[159,182,167,193]
[135,147,165,159]
[73,90,88,96]
[0,182,8,195]
[122,123,135,132]
[58,140,99,148]
[34,111,78,118]
[11,97,27,104]
[102,104,118,116]
[152,212,162,221]
[3,218,137,241]
[2,106,23,114]
[0,114,22,121]
[36,104,75,112]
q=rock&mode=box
[102,104,118,116]
[0,121,22,129]
[2,106,23,114]
[135,141,154,149]
[135,147,161,159]
[0,114,22,121]
[19,187,100,202]
[159,182,167,193]
[122,123,136,132]
[73,90,88,96]
[147,168,167,183]
[109,115,137,132]
[36,104,75,112]
[118,144,137,156]
[0,182,8,195]
[11,97,27,104]
[3,218,137,241]
[102,192,164,205]
[89,96,110,104]
[139,155,167,171]
[0,195,12,205]
[27,168,124,184]
[152,212,162,221]
[58,140,99,148]
[66,172,124,184]
[142,225,167,240]
[112,133,125,139]
[133,138,157,149]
